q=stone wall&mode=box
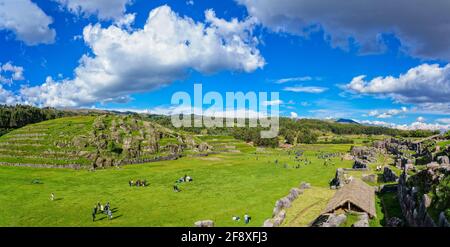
[263,182,311,227]
[0,162,83,169]
[397,172,449,227]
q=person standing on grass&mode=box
[50,193,55,201]
[92,206,97,222]
[107,209,113,220]
[244,213,251,224]
[104,202,110,214]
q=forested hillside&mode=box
[0,105,79,136]
[147,115,439,147]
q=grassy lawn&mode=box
[281,187,334,226]
[0,144,353,226]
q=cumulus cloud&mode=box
[55,0,132,20]
[0,0,56,45]
[360,119,449,131]
[18,5,264,107]
[345,64,450,107]
[283,85,328,93]
[236,0,450,60]
[0,85,18,105]
[0,62,24,85]
[367,107,408,119]
[290,112,298,119]
[437,118,450,124]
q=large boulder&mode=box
[299,182,311,189]
[362,174,377,183]
[194,220,214,227]
[263,219,274,227]
[350,146,365,157]
[272,210,286,227]
[437,156,449,164]
[330,168,345,188]
[93,117,106,130]
[352,213,369,227]
[383,167,398,182]
[386,217,403,227]
[353,158,368,169]
[323,214,347,227]
[374,140,387,149]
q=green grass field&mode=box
[0,143,358,226]
[0,115,405,227]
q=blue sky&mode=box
[1,0,450,130]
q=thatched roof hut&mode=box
[322,179,376,218]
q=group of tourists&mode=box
[92,202,113,222]
[232,213,252,224]
[129,179,148,187]
[173,174,193,192]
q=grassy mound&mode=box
[0,115,208,168]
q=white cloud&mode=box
[0,0,56,45]
[290,112,298,119]
[236,0,450,60]
[283,85,328,93]
[18,5,265,107]
[186,0,194,6]
[275,76,313,84]
[367,107,408,118]
[0,85,18,105]
[114,13,136,30]
[0,62,24,85]
[437,118,450,124]
[110,105,272,119]
[416,116,425,122]
[346,64,450,108]
[360,119,449,131]
[262,99,283,106]
[55,0,132,20]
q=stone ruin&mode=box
[369,136,450,227]
[329,168,345,189]
[350,146,377,163]
[362,174,377,183]
[395,156,415,171]
[437,155,450,165]
[71,115,211,169]
[352,158,369,170]
[263,182,311,227]
[351,213,369,227]
[383,166,398,182]
[320,214,347,227]
[398,170,450,227]
[386,217,404,227]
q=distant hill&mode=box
[335,118,360,124]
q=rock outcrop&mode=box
[383,167,398,182]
